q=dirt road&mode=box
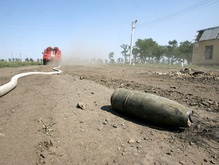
[0,64,218,165]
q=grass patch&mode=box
[0,61,42,68]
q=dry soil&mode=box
[0,64,218,165]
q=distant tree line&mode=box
[0,58,42,63]
[0,58,43,68]
[109,38,193,65]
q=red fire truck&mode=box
[42,47,61,65]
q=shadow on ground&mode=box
[101,105,182,132]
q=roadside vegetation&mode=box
[112,39,194,65]
[0,58,42,68]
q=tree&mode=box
[135,39,147,63]
[108,52,115,64]
[166,40,179,64]
[120,44,129,63]
[132,46,139,63]
[117,58,124,64]
[153,45,165,63]
[178,40,193,64]
[25,58,29,62]
[135,38,160,63]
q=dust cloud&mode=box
[61,48,107,65]
[61,34,110,65]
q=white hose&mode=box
[0,66,62,97]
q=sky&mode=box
[0,0,218,61]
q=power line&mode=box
[138,0,218,27]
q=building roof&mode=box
[196,26,219,41]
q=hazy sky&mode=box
[0,0,218,61]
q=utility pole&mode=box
[129,20,137,65]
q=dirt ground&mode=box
[0,64,218,165]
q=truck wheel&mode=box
[43,60,48,65]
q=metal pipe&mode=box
[0,66,62,97]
